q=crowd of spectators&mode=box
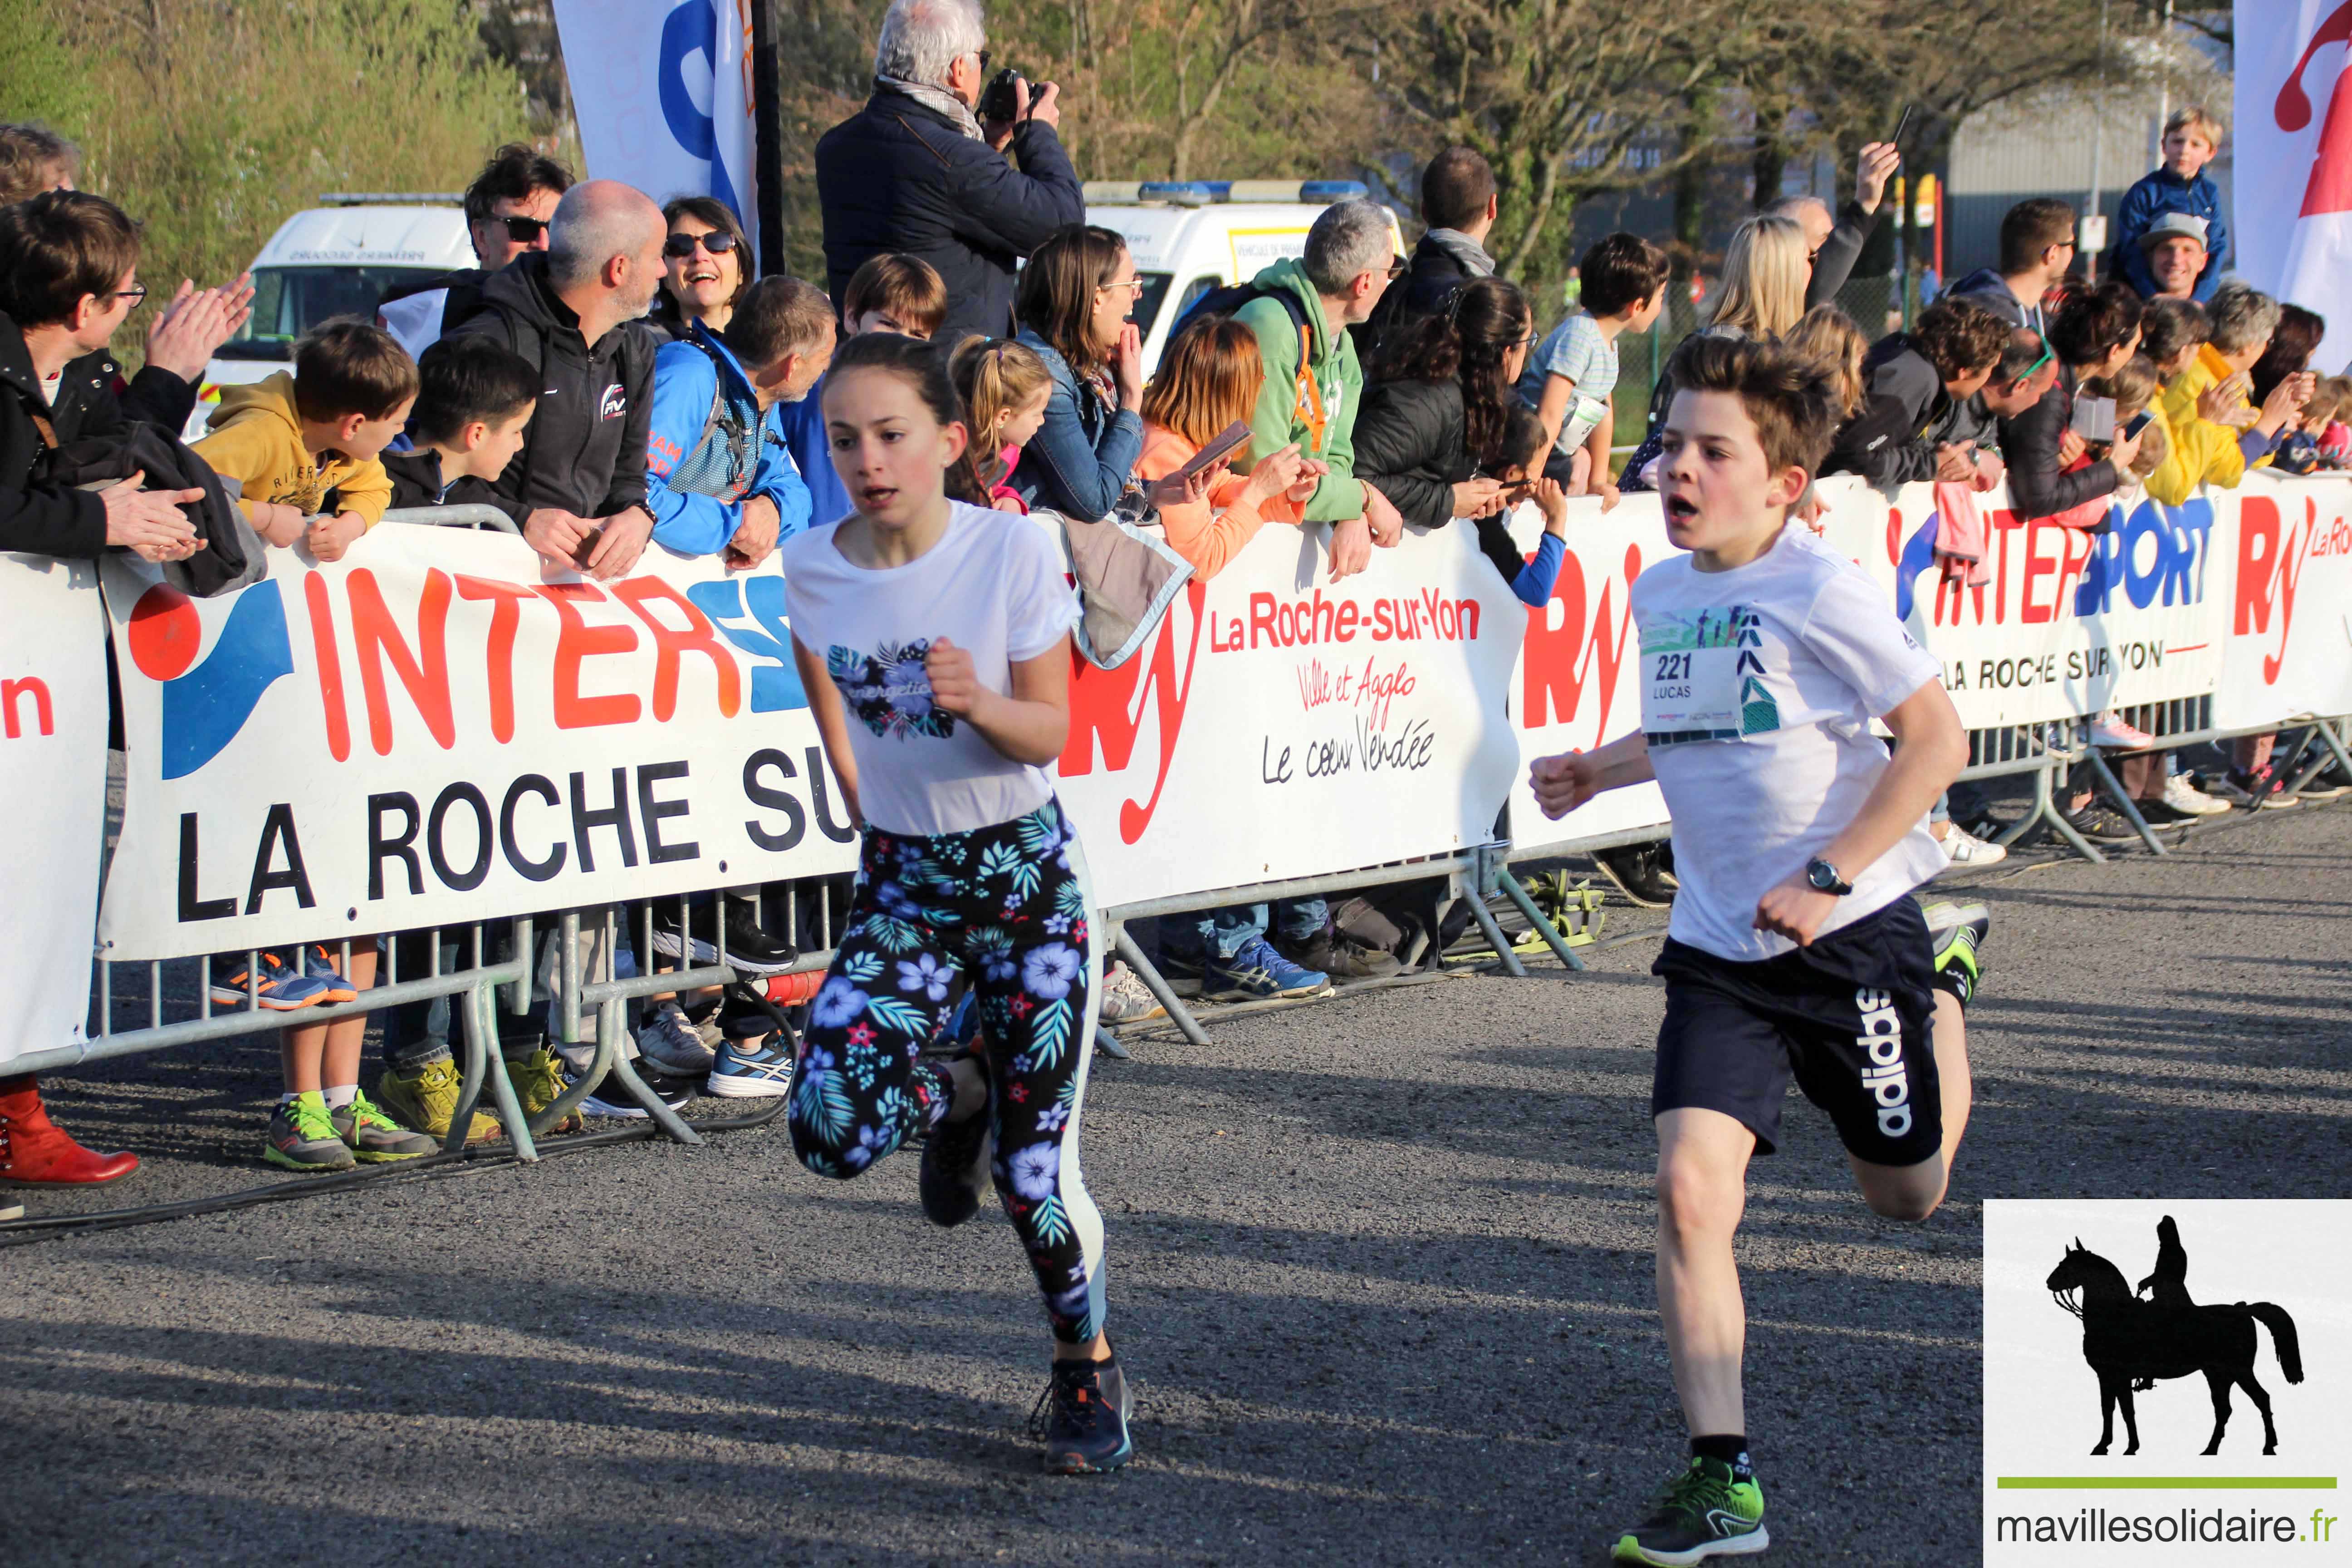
[2,3,2347,1190]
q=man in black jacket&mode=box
[816,0,1083,343]
[1357,147,1499,358]
[379,143,575,361]
[1769,142,1901,309]
[445,180,666,581]
[1,193,205,563]
[1999,281,2143,522]
[1821,298,2010,489]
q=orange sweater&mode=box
[1137,423,1303,580]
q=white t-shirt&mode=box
[779,501,1080,838]
[1633,524,1946,962]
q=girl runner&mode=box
[778,329,1129,1474]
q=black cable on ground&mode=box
[0,1100,785,1248]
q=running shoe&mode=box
[2230,766,2303,810]
[1029,1355,1134,1475]
[634,1001,716,1074]
[298,946,360,1004]
[1593,843,1678,908]
[264,1092,357,1173]
[581,1064,698,1120]
[1610,1455,1768,1565]
[1198,936,1330,1001]
[2160,773,2231,816]
[375,1056,501,1145]
[331,1089,437,1162]
[1281,926,1403,981]
[649,902,799,975]
[211,952,332,1012]
[706,1032,795,1098]
[0,1200,21,1222]
[1936,824,2007,870]
[503,1046,582,1134]
[1096,962,1165,1026]
[919,1078,992,1228]
[1923,900,1991,1006]
[2088,711,2156,750]
[2064,804,2153,843]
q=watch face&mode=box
[1808,860,1840,891]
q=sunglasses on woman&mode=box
[664,230,739,258]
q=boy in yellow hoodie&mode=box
[193,317,427,1172]
[194,318,416,563]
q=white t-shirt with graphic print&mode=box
[779,501,1080,838]
[1632,523,1947,962]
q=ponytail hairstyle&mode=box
[821,330,971,500]
[1367,274,1534,470]
[947,333,1053,497]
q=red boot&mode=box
[0,1075,139,1185]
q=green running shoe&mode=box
[332,1089,437,1163]
[264,1092,356,1174]
[1611,1455,1768,1565]
[1922,900,1991,1007]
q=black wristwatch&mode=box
[1805,857,1852,896]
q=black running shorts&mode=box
[1650,897,1943,1167]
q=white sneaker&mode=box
[634,1002,716,1074]
[2088,711,2156,749]
[2161,772,2232,816]
[1937,824,2008,871]
[1097,962,1165,1026]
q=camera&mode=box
[978,66,1024,123]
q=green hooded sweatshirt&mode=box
[1231,257,1366,523]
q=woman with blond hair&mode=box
[1621,214,1811,488]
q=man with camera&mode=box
[815,0,1084,342]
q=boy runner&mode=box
[1530,334,1988,1564]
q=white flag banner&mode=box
[552,0,759,253]
[0,556,110,1068]
[2234,0,2352,372]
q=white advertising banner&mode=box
[0,556,110,1067]
[2233,1,2352,372]
[97,518,1526,960]
[2212,470,2352,729]
[552,0,760,252]
[1834,480,2226,730]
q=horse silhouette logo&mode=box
[2046,1218,2303,1457]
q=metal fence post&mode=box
[1460,855,1529,978]
[1486,846,1586,971]
[1114,926,1209,1048]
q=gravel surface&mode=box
[5,804,2348,1567]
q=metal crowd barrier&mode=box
[378,503,521,534]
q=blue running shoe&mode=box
[209,952,332,1011]
[706,1032,795,1098]
[299,945,359,1004]
[1200,935,1329,1000]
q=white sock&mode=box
[322,1084,358,1109]
[279,1092,301,1106]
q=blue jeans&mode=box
[1184,898,1328,962]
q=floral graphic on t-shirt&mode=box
[828,639,956,740]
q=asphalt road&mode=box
[5,804,2349,1567]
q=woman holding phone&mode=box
[1134,316,1322,578]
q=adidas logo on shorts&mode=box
[1854,986,1912,1138]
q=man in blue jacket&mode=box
[815,0,1084,343]
[645,276,833,566]
[2110,107,2230,303]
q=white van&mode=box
[186,195,474,437]
[1083,180,1405,377]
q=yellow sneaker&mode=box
[503,1047,582,1135]
[374,1057,501,1146]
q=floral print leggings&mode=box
[787,797,1108,1344]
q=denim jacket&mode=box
[1009,328,1143,522]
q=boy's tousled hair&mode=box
[1998,197,2077,275]
[948,334,1053,496]
[1579,231,1671,319]
[0,122,80,207]
[2048,280,2143,368]
[293,318,420,422]
[1669,333,1840,480]
[1420,146,1497,233]
[730,276,835,372]
[2137,296,2210,367]
[1911,298,2011,382]
[843,252,946,338]
[411,335,539,446]
[0,189,139,328]
[1140,315,1264,448]
[2165,106,2226,151]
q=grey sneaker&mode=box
[331,1089,438,1163]
[1096,962,1164,1026]
[263,1093,357,1173]
[634,1002,716,1074]
[1030,1355,1134,1475]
